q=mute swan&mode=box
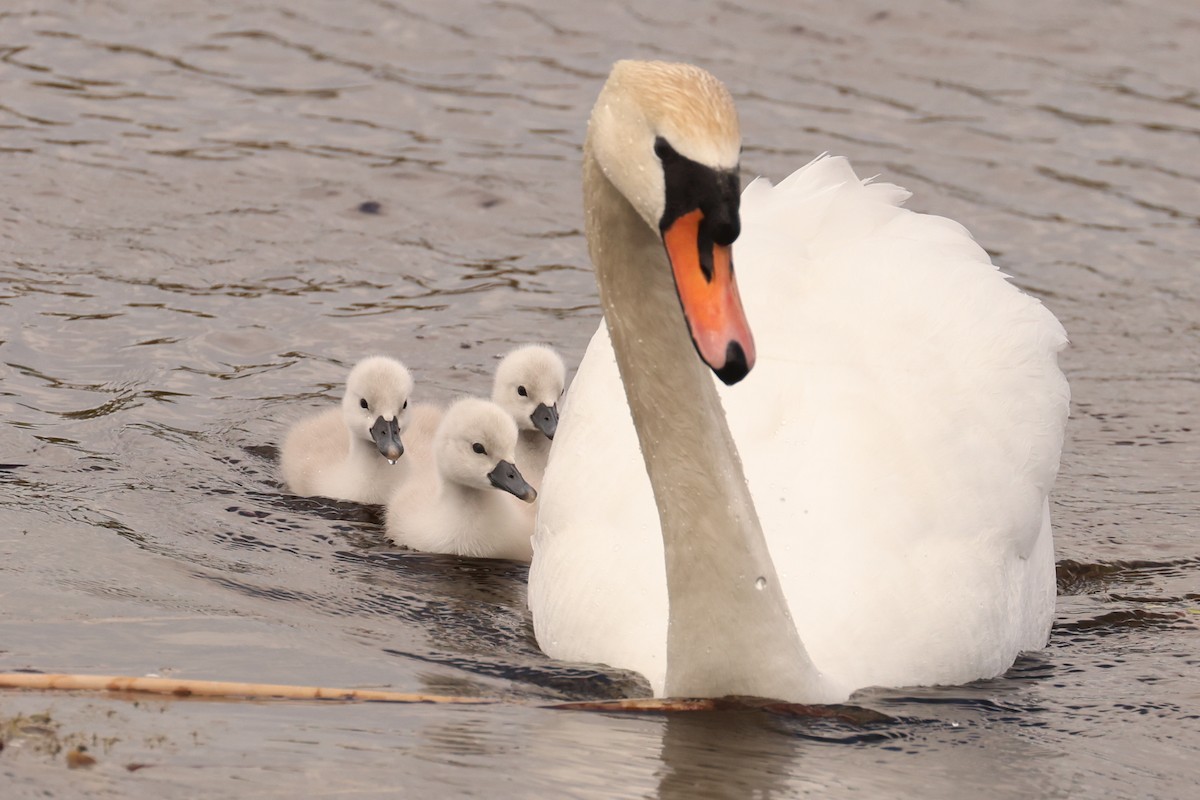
[280,355,412,505]
[386,397,537,560]
[491,345,566,489]
[528,61,1069,703]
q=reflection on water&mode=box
[1,0,1198,796]
[655,713,807,800]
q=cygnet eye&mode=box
[402,400,408,410]
[517,386,528,397]
[359,398,369,410]
[472,442,487,455]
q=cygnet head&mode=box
[341,356,412,463]
[491,345,566,440]
[587,60,754,385]
[435,397,536,503]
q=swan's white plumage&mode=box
[531,154,1068,699]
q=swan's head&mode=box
[435,398,536,503]
[588,60,753,385]
[341,356,412,463]
[492,345,566,440]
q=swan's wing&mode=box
[729,155,1068,690]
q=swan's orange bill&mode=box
[662,209,756,383]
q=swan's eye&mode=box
[517,386,528,397]
[402,400,408,410]
[472,442,486,455]
[654,136,679,163]
[359,398,369,410]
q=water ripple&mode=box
[1,1,1198,796]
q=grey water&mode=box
[1,1,1197,797]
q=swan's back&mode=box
[532,155,1068,697]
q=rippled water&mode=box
[1,1,1198,797]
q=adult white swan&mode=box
[528,61,1069,703]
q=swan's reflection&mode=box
[655,711,800,800]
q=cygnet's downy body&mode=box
[281,356,411,504]
[491,345,566,490]
[386,397,536,561]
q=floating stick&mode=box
[0,672,887,722]
[0,672,495,705]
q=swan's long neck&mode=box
[583,148,826,700]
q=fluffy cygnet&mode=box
[280,356,412,504]
[386,397,536,560]
[491,345,566,489]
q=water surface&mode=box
[1,1,1198,797]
